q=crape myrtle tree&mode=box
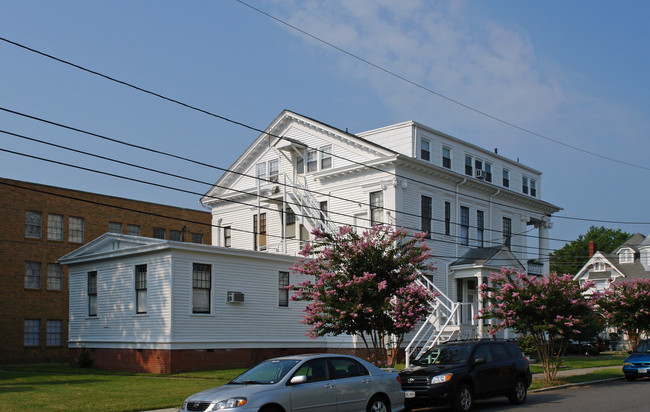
[478,269,596,381]
[290,224,436,367]
[596,279,650,350]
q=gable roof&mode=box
[574,234,650,283]
[450,244,524,271]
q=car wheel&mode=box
[625,375,636,382]
[508,378,527,405]
[367,395,391,412]
[259,406,283,412]
[452,383,473,412]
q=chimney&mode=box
[589,241,595,257]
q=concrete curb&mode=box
[531,376,624,393]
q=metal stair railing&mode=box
[283,174,338,235]
[405,275,462,367]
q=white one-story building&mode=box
[60,110,561,372]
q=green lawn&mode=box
[528,354,626,374]
[0,356,627,412]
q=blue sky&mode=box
[1,0,649,254]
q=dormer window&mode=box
[619,249,634,264]
[522,177,529,195]
[420,138,430,161]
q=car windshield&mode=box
[415,344,473,365]
[230,359,301,385]
[634,341,650,353]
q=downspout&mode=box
[489,189,501,246]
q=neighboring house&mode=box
[573,234,650,348]
[0,177,211,364]
[574,234,650,294]
[61,110,561,372]
[59,234,348,373]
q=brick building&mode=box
[0,177,212,363]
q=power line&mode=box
[233,0,650,173]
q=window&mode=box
[170,230,182,241]
[46,320,62,346]
[444,201,451,236]
[294,358,330,383]
[530,179,537,197]
[484,163,492,183]
[503,217,512,248]
[126,224,140,236]
[24,319,40,346]
[369,191,383,226]
[442,147,451,169]
[306,150,317,172]
[253,213,267,250]
[223,226,232,247]
[619,249,634,264]
[279,271,289,307]
[25,211,42,238]
[108,222,122,233]
[284,208,296,238]
[594,262,606,271]
[47,263,62,290]
[268,159,279,182]
[476,210,484,247]
[330,357,369,379]
[47,214,63,241]
[296,153,304,174]
[256,162,267,180]
[320,145,332,170]
[522,177,529,195]
[465,155,473,176]
[421,195,432,238]
[69,217,84,243]
[88,271,97,316]
[153,228,166,239]
[460,206,469,246]
[135,264,147,314]
[25,261,41,289]
[319,201,328,229]
[192,263,211,314]
[491,343,511,361]
[475,159,483,176]
[191,233,203,244]
[502,169,510,188]
[420,138,430,161]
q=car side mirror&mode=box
[474,357,486,365]
[290,375,307,385]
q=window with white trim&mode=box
[88,271,97,317]
[223,226,232,247]
[47,214,63,241]
[476,210,484,247]
[320,145,332,170]
[522,177,529,195]
[465,155,473,176]
[502,169,510,188]
[192,263,211,314]
[370,191,383,226]
[25,211,42,239]
[279,271,289,307]
[268,159,279,182]
[460,206,470,246]
[420,138,430,161]
[594,262,606,271]
[442,147,451,169]
[484,163,492,183]
[421,195,432,238]
[530,179,537,197]
[619,249,634,264]
[135,264,147,314]
[256,162,267,180]
[307,150,317,172]
[503,217,512,248]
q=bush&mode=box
[77,348,94,368]
[517,334,537,355]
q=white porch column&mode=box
[539,218,552,275]
[477,273,483,338]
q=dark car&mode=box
[399,339,531,411]
[623,339,650,381]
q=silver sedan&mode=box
[180,353,406,412]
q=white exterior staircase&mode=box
[281,174,338,235]
[404,276,478,367]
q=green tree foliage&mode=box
[290,225,435,367]
[549,226,632,276]
[478,269,595,380]
[596,279,650,350]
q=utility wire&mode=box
[234,0,650,173]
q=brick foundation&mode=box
[69,347,379,374]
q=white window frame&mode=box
[256,162,267,180]
[69,216,84,243]
[268,158,279,182]
[465,155,473,176]
[420,138,431,161]
[442,147,451,169]
[306,150,318,172]
[279,271,290,307]
[192,263,212,314]
[135,264,147,314]
[320,145,332,170]
[502,169,510,188]
[619,249,634,264]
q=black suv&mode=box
[399,339,531,411]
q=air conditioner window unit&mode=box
[227,291,245,303]
[475,169,485,179]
